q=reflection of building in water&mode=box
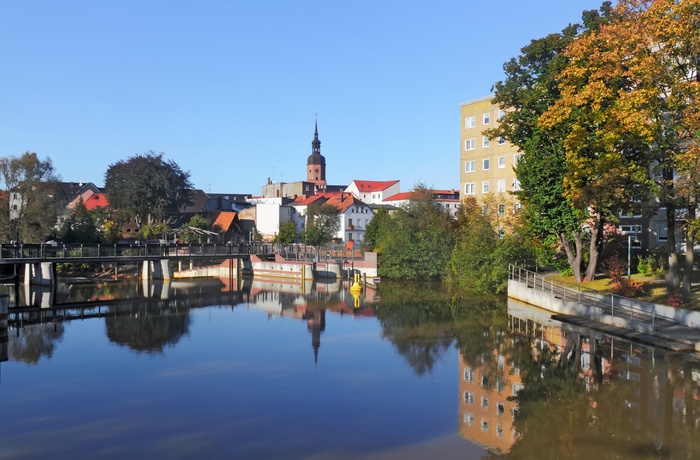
[0,295,8,371]
[458,350,522,453]
[505,298,700,454]
[249,280,375,366]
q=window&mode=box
[497,402,505,416]
[482,136,490,148]
[483,113,491,125]
[464,413,474,426]
[465,138,476,151]
[498,227,505,239]
[465,183,475,195]
[658,226,668,242]
[464,368,475,382]
[483,159,490,170]
[498,204,505,216]
[465,116,476,128]
[514,153,522,165]
[482,181,490,193]
[481,397,489,408]
[498,109,505,120]
[498,156,506,168]
[498,136,506,145]
[481,375,489,387]
[465,161,475,173]
[481,204,488,215]
[512,383,524,395]
[513,179,521,191]
[464,392,474,404]
[481,420,489,432]
[514,202,521,213]
[498,180,506,192]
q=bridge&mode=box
[0,242,282,286]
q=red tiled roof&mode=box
[351,180,399,192]
[383,192,411,202]
[212,211,238,232]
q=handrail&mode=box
[0,242,275,263]
[508,263,657,330]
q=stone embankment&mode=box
[508,265,700,352]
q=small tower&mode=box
[307,118,327,191]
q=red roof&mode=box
[351,180,399,192]
[383,192,411,202]
[83,193,109,210]
[212,211,238,232]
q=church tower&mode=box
[306,118,327,191]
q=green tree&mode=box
[376,186,455,280]
[58,197,101,243]
[446,197,533,294]
[363,206,390,251]
[0,151,59,243]
[300,202,340,246]
[180,214,210,243]
[274,221,297,244]
[489,3,616,282]
[104,151,193,227]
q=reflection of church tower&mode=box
[306,309,326,366]
[307,118,327,191]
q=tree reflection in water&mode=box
[105,307,191,354]
[9,322,65,364]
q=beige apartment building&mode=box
[460,96,522,219]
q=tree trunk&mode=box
[560,231,583,283]
[682,206,695,295]
[666,201,680,294]
[584,214,604,282]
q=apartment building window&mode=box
[465,116,476,128]
[498,180,506,192]
[481,397,489,409]
[483,136,490,148]
[482,181,490,193]
[483,112,491,125]
[481,420,489,432]
[498,156,506,168]
[482,204,488,215]
[465,138,476,151]
[497,402,505,416]
[465,183,475,195]
[483,159,490,170]
[464,413,474,426]
[464,368,475,382]
[498,204,505,216]
[498,109,505,120]
[465,161,475,173]
[513,179,521,191]
[514,153,522,165]
[498,136,506,145]
[463,392,474,404]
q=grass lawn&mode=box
[547,272,700,310]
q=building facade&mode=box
[460,96,521,203]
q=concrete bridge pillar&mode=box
[24,262,55,286]
[141,260,172,281]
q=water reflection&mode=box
[459,298,700,458]
[2,278,700,458]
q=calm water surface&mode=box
[0,277,698,459]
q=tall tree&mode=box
[104,151,192,227]
[489,5,613,282]
[0,151,59,242]
[541,0,700,292]
[58,197,100,243]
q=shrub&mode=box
[606,258,645,297]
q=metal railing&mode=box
[508,263,658,330]
[0,242,276,263]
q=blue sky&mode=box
[1,0,607,195]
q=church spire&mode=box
[307,115,326,190]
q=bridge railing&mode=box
[0,242,276,261]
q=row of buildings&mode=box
[48,120,460,245]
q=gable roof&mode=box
[326,193,368,213]
[350,180,399,192]
[383,192,411,202]
[212,211,238,232]
[83,192,109,210]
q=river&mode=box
[0,276,698,459]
